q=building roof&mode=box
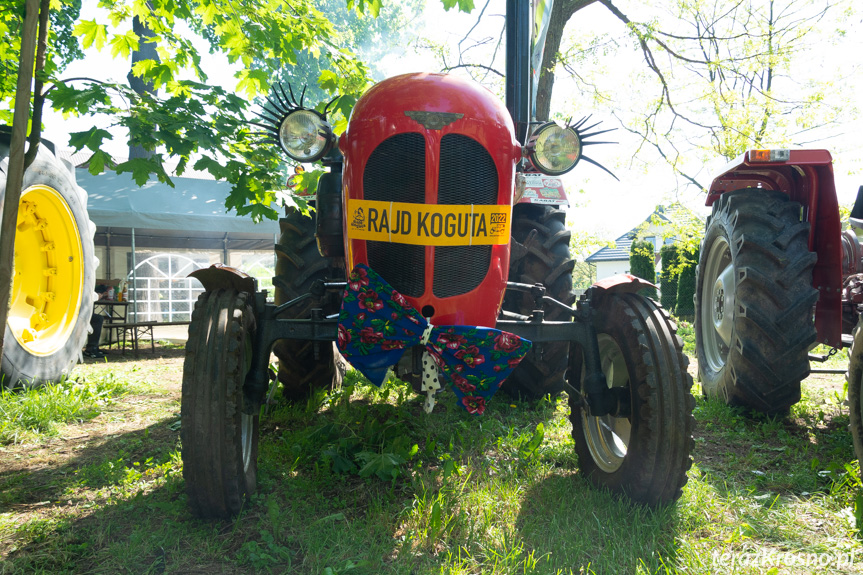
[585,204,701,264]
[585,233,633,263]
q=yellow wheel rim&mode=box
[8,185,84,356]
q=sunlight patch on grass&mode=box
[0,375,127,444]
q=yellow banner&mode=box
[346,199,511,246]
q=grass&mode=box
[0,339,862,574]
[0,375,127,444]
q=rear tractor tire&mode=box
[501,203,575,400]
[570,292,694,506]
[0,142,96,389]
[272,207,344,401]
[695,189,818,413]
[181,289,258,518]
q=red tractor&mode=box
[695,150,863,467]
[180,0,695,518]
[694,150,860,411]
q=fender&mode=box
[589,273,657,295]
[189,264,258,294]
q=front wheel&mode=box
[181,289,258,519]
[570,292,694,506]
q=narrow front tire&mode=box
[181,289,258,519]
[570,292,694,506]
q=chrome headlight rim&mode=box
[277,109,335,164]
[527,122,583,176]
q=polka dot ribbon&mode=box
[336,264,533,415]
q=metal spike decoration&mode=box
[252,82,323,147]
[580,156,619,181]
[323,95,339,117]
[569,117,619,181]
[572,115,592,130]
[580,128,617,139]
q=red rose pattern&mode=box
[338,324,351,348]
[358,290,384,312]
[348,267,370,291]
[454,345,485,368]
[461,396,486,415]
[494,332,521,352]
[360,327,383,344]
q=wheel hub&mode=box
[711,263,735,347]
[8,185,84,356]
[581,334,631,473]
[700,235,735,372]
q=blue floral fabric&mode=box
[336,264,532,414]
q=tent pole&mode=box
[105,230,112,279]
[132,227,137,322]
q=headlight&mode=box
[527,122,582,176]
[278,110,334,163]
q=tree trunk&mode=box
[127,14,160,160]
[535,0,597,122]
[0,0,40,363]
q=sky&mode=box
[41,0,863,246]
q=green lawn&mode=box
[0,341,861,574]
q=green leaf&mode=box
[86,150,113,175]
[109,30,140,59]
[322,449,357,474]
[317,70,339,93]
[430,500,442,535]
[74,20,108,50]
[441,0,474,12]
[115,158,172,187]
[519,422,544,460]
[69,127,113,152]
[356,451,405,481]
[195,1,220,26]
[236,69,269,99]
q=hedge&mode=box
[630,239,658,300]
[674,246,700,319]
[659,243,680,311]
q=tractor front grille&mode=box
[362,132,498,299]
[365,133,426,297]
[434,134,497,298]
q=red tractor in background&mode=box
[179,0,695,519]
[695,149,863,468]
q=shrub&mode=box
[675,246,700,318]
[659,243,680,311]
[630,239,658,300]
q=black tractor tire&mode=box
[695,189,818,413]
[848,319,863,471]
[272,207,343,401]
[0,143,96,389]
[501,203,575,400]
[181,289,258,519]
[570,292,694,506]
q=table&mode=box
[94,300,148,352]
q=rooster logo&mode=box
[351,207,365,230]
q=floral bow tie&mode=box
[336,264,532,415]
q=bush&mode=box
[659,243,680,311]
[630,239,658,300]
[675,246,700,318]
